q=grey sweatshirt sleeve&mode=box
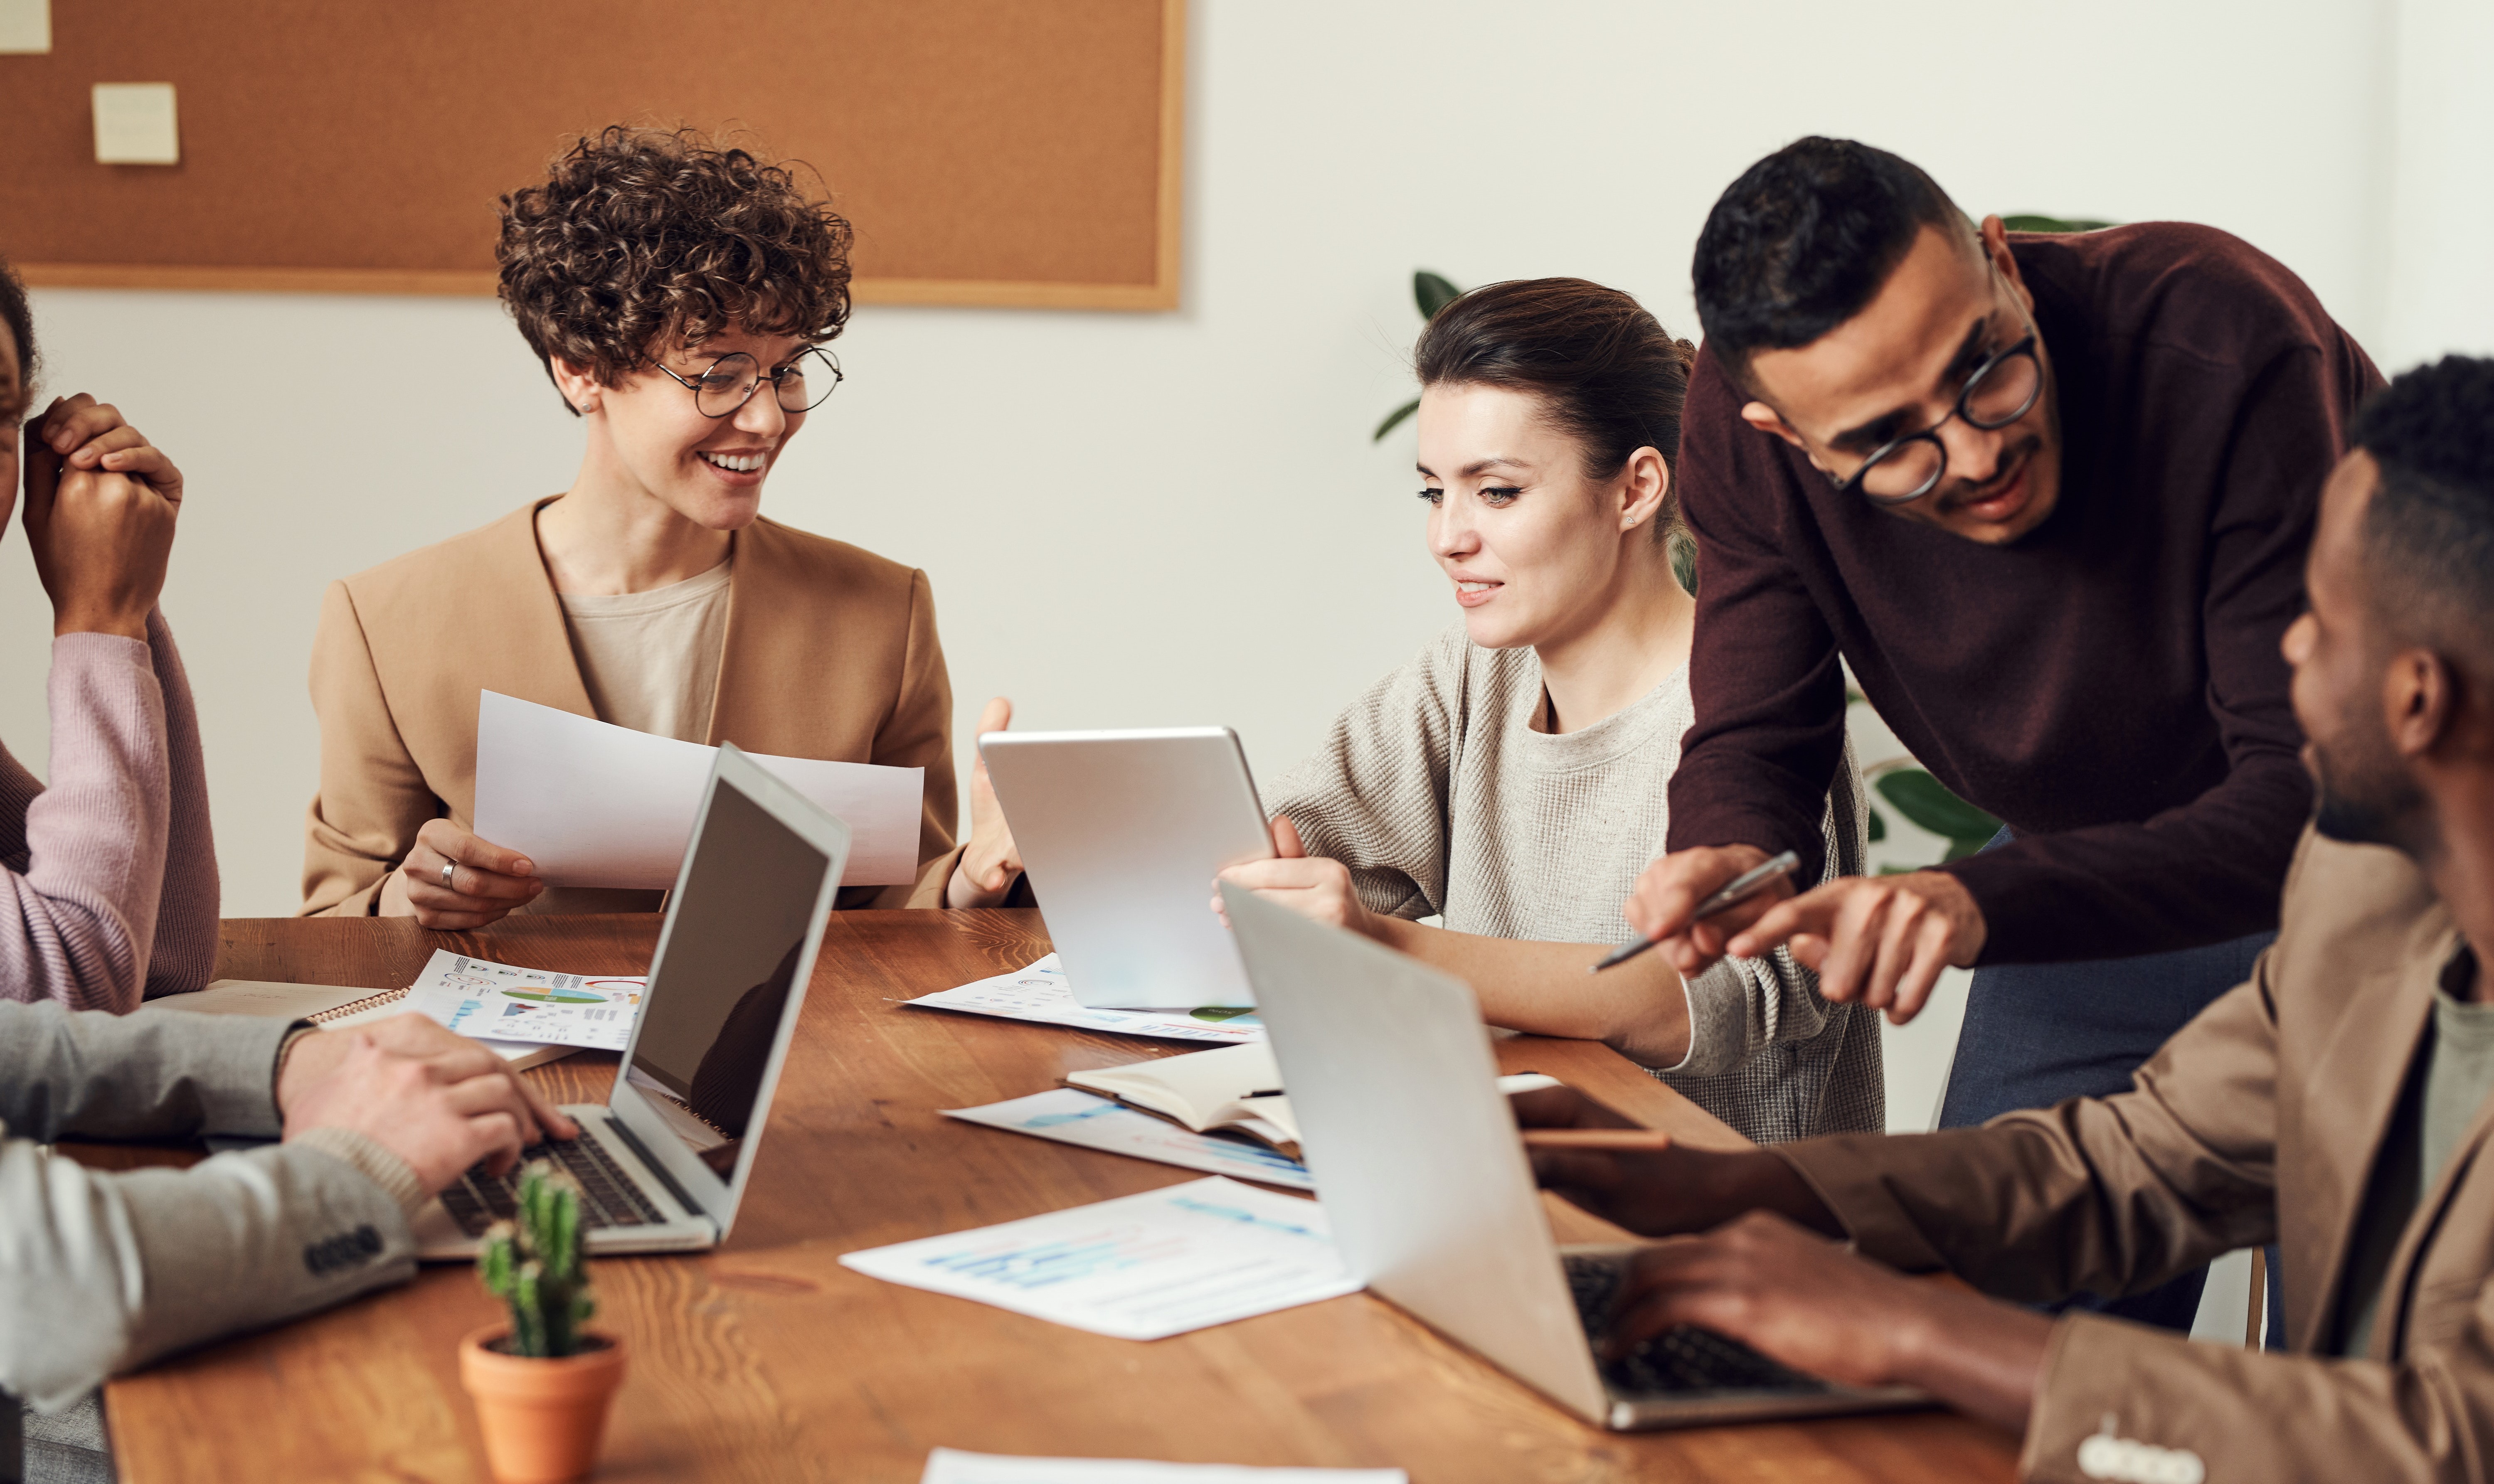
[1671,735,1872,1078]
[0,1004,418,1411]
[1261,629,1469,922]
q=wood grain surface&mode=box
[1,0,1183,308]
[96,911,2018,1483]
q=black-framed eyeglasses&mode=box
[656,347,843,419]
[1830,332,2043,507]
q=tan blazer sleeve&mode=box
[1777,957,2283,1302]
[300,581,434,917]
[2009,1304,2494,1484]
[865,567,964,910]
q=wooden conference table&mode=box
[96,910,2018,1483]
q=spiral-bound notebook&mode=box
[165,979,576,1070]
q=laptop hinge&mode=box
[601,1110,713,1234]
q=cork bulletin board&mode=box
[0,0,1184,309]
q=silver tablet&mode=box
[978,727,1274,1009]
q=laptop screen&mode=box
[621,775,831,1184]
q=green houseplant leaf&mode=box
[2000,214,2115,234]
[1873,769,2004,860]
[1413,270,1461,320]
[1374,271,1466,442]
[1373,397,1421,442]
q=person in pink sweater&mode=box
[0,257,218,1012]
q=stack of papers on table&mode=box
[922,1452,1405,1484]
[907,955,1265,1044]
[173,949,643,1068]
[395,950,645,1053]
[840,1176,1355,1339]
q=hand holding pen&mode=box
[1592,849,1801,973]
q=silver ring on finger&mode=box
[440,861,457,890]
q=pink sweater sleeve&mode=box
[0,615,217,1012]
[138,611,221,998]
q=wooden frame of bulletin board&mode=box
[2,0,1184,311]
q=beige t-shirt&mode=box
[557,559,733,744]
[531,559,733,913]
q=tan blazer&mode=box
[301,502,962,917]
[1779,831,2493,1482]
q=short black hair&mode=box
[0,252,36,413]
[1691,137,1969,391]
[2349,355,2494,668]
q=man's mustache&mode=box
[1931,436,2043,513]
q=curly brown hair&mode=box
[0,251,38,414]
[496,126,854,414]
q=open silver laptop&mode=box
[1218,882,1928,1429]
[413,743,850,1259]
[978,727,1272,1009]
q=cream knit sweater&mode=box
[1264,624,1881,1142]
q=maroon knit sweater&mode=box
[1666,223,2380,964]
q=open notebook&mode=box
[1065,1043,1560,1162]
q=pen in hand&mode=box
[1588,849,1802,974]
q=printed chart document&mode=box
[906,955,1265,1044]
[472,690,922,888]
[921,1451,1405,1484]
[943,1089,1313,1190]
[396,950,646,1053]
[840,1176,1355,1339]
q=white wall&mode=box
[0,0,2451,930]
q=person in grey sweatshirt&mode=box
[2,1002,575,1412]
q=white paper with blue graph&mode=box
[392,949,645,1052]
[942,1089,1314,1191]
[838,1176,1357,1339]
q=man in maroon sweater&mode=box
[1623,138,2378,1330]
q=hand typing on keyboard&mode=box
[1516,1082,2051,1426]
[441,1133,665,1238]
[278,1015,578,1189]
[1595,1211,2048,1415]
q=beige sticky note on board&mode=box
[94,83,180,164]
[0,0,49,54]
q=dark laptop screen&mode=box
[624,777,829,1183]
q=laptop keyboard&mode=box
[1563,1252,1828,1397]
[438,1132,667,1237]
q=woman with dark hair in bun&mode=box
[301,127,1022,925]
[1220,278,1879,1142]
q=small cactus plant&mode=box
[476,1162,598,1358]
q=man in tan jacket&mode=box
[1522,353,2494,1480]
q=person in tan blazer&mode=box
[301,127,1021,924]
[1515,355,2494,1481]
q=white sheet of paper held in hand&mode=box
[471,691,924,888]
[906,955,1266,1044]
[943,1089,1313,1190]
[921,1450,1406,1484]
[839,1176,1356,1340]
[394,949,646,1052]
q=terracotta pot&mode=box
[458,1325,627,1484]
